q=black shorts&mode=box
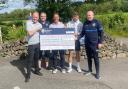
[75,40,80,51]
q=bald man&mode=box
[79,11,104,79]
[26,12,43,82]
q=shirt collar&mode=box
[72,19,80,24]
[53,22,61,25]
[41,21,46,25]
[87,19,95,23]
[32,20,39,24]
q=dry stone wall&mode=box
[0,34,128,59]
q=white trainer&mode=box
[67,68,73,73]
[85,72,92,76]
[77,68,82,73]
[52,69,58,74]
[61,69,66,74]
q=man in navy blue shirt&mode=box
[39,12,51,70]
[79,11,104,79]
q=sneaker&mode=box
[34,71,43,76]
[39,68,41,71]
[95,75,101,80]
[52,69,58,74]
[77,68,82,73]
[61,69,66,74]
[67,68,73,73]
[46,67,53,71]
[25,77,30,83]
[25,75,30,83]
[85,71,92,76]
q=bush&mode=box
[96,13,127,28]
[0,20,25,27]
[95,13,128,37]
[0,19,26,41]
[0,22,26,41]
[0,9,34,21]
[121,0,128,12]
[0,25,10,40]
[6,26,27,41]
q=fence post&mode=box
[0,27,3,44]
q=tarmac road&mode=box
[0,57,128,89]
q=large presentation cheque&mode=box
[40,28,75,50]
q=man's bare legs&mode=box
[76,51,82,72]
[67,51,73,73]
[38,60,42,69]
[45,58,49,68]
[38,58,49,69]
[67,50,81,73]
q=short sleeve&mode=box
[26,21,32,31]
[67,22,72,28]
[78,22,83,33]
[66,22,70,28]
[60,22,65,28]
[49,24,53,28]
[38,23,42,29]
[97,20,103,31]
[62,23,65,28]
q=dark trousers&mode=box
[51,50,65,69]
[26,43,40,78]
[39,50,52,68]
[85,45,100,75]
[39,50,51,59]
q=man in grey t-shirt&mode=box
[25,12,43,82]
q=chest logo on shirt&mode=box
[92,23,96,27]
[45,24,48,27]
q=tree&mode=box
[36,0,74,22]
[24,0,87,22]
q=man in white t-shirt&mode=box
[67,12,83,73]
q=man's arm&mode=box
[97,20,104,48]
[78,23,85,40]
[27,28,41,36]
[26,22,42,36]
